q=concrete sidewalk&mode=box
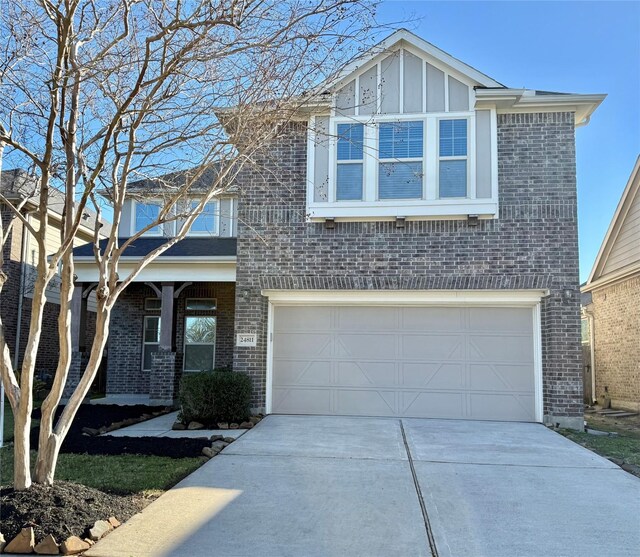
[103,411,246,439]
[87,416,640,557]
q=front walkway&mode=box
[103,411,246,439]
[87,416,640,557]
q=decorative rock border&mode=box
[173,414,263,432]
[199,416,262,459]
[0,516,122,555]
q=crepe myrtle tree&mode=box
[0,0,377,490]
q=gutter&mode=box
[582,306,597,404]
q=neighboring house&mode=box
[1,169,110,381]
[581,156,640,412]
[73,30,604,429]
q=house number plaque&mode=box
[236,333,257,347]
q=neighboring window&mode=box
[336,123,364,200]
[142,316,161,371]
[438,119,468,198]
[144,298,162,311]
[184,316,216,371]
[378,121,424,199]
[190,201,217,235]
[185,298,217,311]
[135,202,161,234]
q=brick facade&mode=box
[105,281,235,397]
[588,274,640,411]
[233,113,583,427]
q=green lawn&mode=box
[560,427,640,467]
[0,446,207,495]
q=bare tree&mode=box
[0,0,377,490]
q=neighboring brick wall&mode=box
[106,281,235,396]
[233,113,583,426]
[589,274,640,411]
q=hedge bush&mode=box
[178,370,252,424]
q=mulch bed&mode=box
[30,404,210,458]
[0,481,148,543]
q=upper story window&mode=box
[306,46,497,220]
[189,201,218,235]
[438,119,468,198]
[336,124,364,201]
[379,121,424,200]
[135,202,161,235]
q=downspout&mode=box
[583,306,597,404]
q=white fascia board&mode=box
[262,289,549,306]
[318,29,504,93]
[307,200,498,220]
[475,89,606,127]
[581,262,640,293]
[73,260,236,283]
[585,155,640,285]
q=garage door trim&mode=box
[263,290,545,422]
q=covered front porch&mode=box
[71,237,237,405]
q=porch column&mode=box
[65,283,87,398]
[70,284,85,351]
[149,282,177,404]
[159,282,174,350]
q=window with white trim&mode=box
[438,119,468,198]
[378,121,424,199]
[189,200,218,235]
[336,123,364,200]
[135,202,162,235]
[142,316,161,371]
[306,45,498,220]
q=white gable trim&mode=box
[585,155,640,287]
[318,29,504,93]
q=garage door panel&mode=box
[271,305,537,422]
[274,333,331,359]
[469,393,535,421]
[468,307,533,333]
[336,361,396,387]
[401,307,464,331]
[401,335,465,360]
[469,363,534,391]
[272,388,332,415]
[401,363,464,389]
[468,335,534,362]
[401,391,466,419]
[337,334,396,359]
[336,390,397,416]
[274,306,332,330]
[337,307,399,330]
[275,360,332,386]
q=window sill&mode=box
[306,199,498,220]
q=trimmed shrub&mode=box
[178,370,252,424]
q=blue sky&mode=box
[377,1,640,282]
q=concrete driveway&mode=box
[88,415,640,557]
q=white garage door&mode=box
[271,305,537,421]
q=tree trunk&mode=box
[34,433,61,485]
[13,406,32,490]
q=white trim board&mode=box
[262,289,548,305]
[264,289,546,422]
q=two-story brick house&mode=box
[73,30,604,428]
